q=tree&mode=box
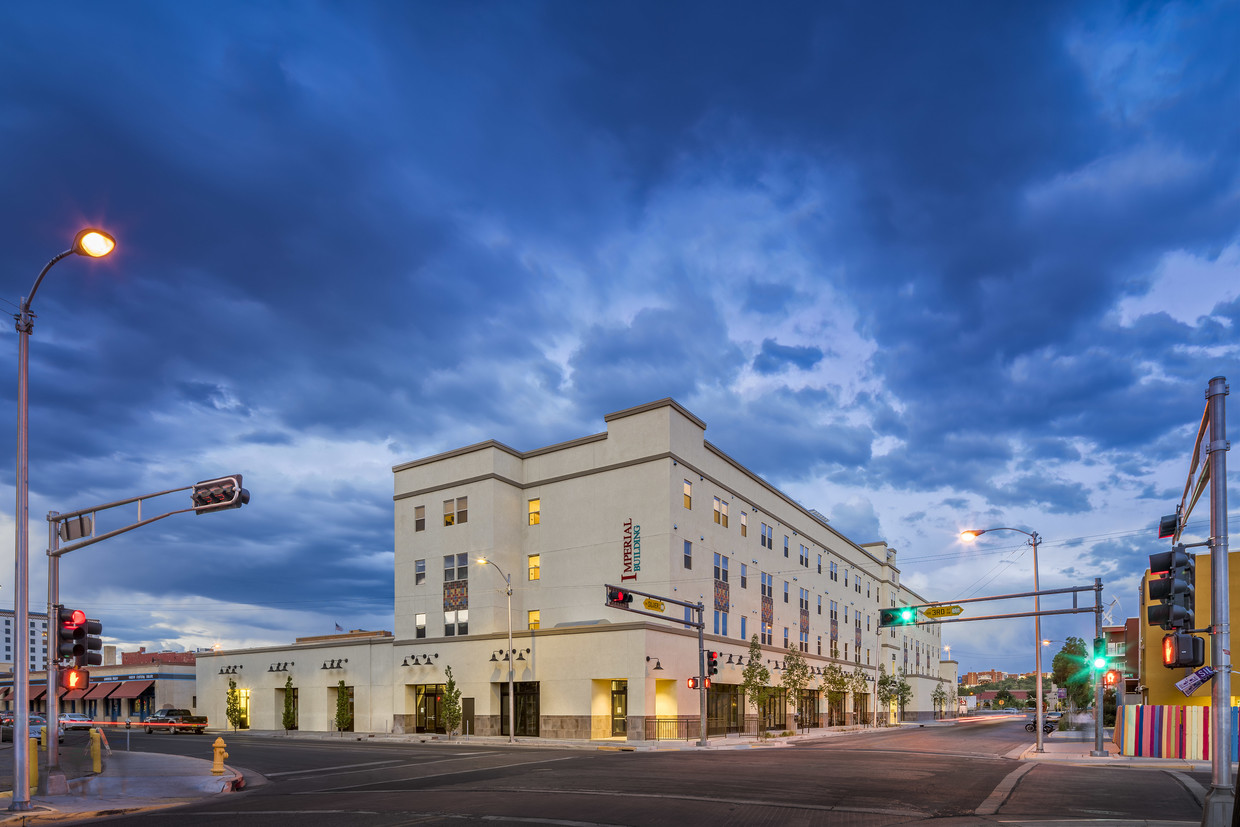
[931,684,948,719]
[281,675,297,732]
[848,668,871,725]
[441,665,463,739]
[1050,637,1093,711]
[875,665,896,726]
[225,677,242,732]
[994,688,1016,710]
[781,647,812,732]
[740,635,772,734]
[895,667,913,720]
[334,679,352,733]
[820,664,848,726]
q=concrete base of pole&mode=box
[1089,750,1108,757]
[1201,787,1233,827]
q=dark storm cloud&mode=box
[752,339,824,375]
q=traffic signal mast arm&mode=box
[888,583,1103,626]
[48,475,250,558]
[603,583,705,629]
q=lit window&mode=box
[415,613,426,639]
[714,497,722,524]
[740,513,747,537]
[528,554,540,581]
[528,610,540,631]
[415,559,426,585]
[528,499,540,526]
[444,499,455,527]
[683,480,692,509]
[414,505,425,532]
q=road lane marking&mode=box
[267,759,406,777]
[295,756,581,792]
[976,762,1035,815]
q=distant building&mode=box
[122,647,199,666]
[961,670,1008,686]
[0,609,51,673]
[197,399,957,738]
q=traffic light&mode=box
[707,651,719,676]
[1161,632,1205,669]
[879,606,916,627]
[192,474,250,514]
[606,587,634,609]
[1092,637,1106,670]
[78,618,103,667]
[56,607,86,662]
[61,667,90,692]
[686,677,711,690]
[1103,669,1120,688]
[1147,546,1194,630]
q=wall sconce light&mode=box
[489,652,498,663]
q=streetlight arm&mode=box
[17,249,74,324]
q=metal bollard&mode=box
[28,737,38,792]
[211,737,228,776]
[90,728,102,773]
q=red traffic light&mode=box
[1104,669,1120,687]
[606,587,634,608]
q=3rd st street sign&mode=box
[923,605,964,619]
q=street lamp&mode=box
[960,526,1046,753]
[477,556,515,744]
[10,229,115,811]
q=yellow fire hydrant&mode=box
[211,737,228,776]
[90,727,102,773]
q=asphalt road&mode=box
[0,718,1213,826]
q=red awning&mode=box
[29,687,47,701]
[0,687,10,700]
[107,680,154,700]
[62,688,88,701]
[82,683,117,700]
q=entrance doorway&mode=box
[610,680,627,736]
[500,681,540,737]
[416,684,446,733]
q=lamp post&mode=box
[477,557,515,744]
[960,526,1045,753]
[10,229,115,810]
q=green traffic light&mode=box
[899,608,915,623]
[1093,656,1106,670]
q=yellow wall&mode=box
[1141,549,1240,707]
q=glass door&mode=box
[610,680,627,737]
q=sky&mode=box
[0,0,1236,677]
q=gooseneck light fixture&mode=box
[11,229,115,812]
[960,526,1045,753]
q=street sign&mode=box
[923,605,963,619]
[643,597,666,613]
[1175,665,1216,697]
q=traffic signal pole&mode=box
[1204,377,1231,827]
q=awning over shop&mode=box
[29,687,47,701]
[0,687,11,700]
[107,680,153,700]
[82,682,117,700]
[62,688,88,701]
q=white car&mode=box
[58,712,92,730]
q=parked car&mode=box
[144,708,208,734]
[2,714,63,743]
[58,712,93,730]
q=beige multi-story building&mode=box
[196,399,955,738]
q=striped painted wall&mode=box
[1114,705,1237,760]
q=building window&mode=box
[818,594,822,615]
[714,611,728,636]
[740,563,748,589]
[740,513,747,537]
[783,581,789,604]
[817,635,822,655]
[799,630,809,653]
[711,498,727,527]
[528,610,540,631]
[443,499,455,526]
[713,553,728,582]
[799,544,809,567]
[799,588,809,611]
[783,627,789,648]
[830,600,838,620]
[415,505,425,532]
[415,559,426,585]
[830,561,838,581]
[761,622,772,646]
[817,554,822,574]
[415,613,426,639]
[683,480,692,509]
[684,540,692,569]
[844,568,849,587]
[528,499,541,526]
[443,497,468,526]
[783,536,789,558]
[444,553,468,581]
[761,523,773,550]
[761,572,772,598]
[528,554,541,581]
[844,642,849,661]
[444,609,468,636]
[740,615,747,640]
[856,579,862,594]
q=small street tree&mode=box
[334,679,352,733]
[895,667,913,720]
[781,647,812,732]
[931,684,947,719]
[442,665,463,739]
[225,677,242,732]
[281,675,297,732]
[740,634,772,735]
[820,664,848,726]
[875,665,896,726]
[849,667,871,725]
[1051,637,1093,712]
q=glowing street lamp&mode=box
[10,229,115,811]
[960,526,1046,754]
[477,556,515,744]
